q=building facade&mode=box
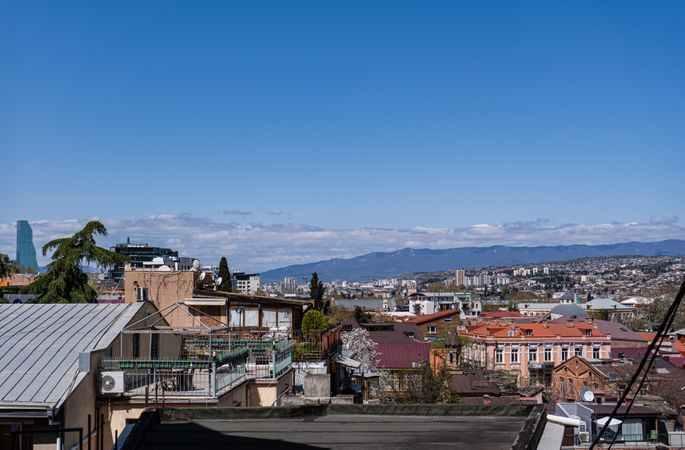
[232,272,261,294]
[461,321,611,386]
[409,292,481,319]
[110,239,189,281]
[15,220,38,272]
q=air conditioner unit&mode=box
[101,371,125,394]
[135,287,149,302]
[578,431,590,442]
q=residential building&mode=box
[454,269,465,286]
[0,302,158,450]
[586,298,636,322]
[554,402,662,446]
[405,309,461,340]
[124,268,310,333]
[461,321,611,386]
[232,272,261,294]
[15,220,38,272]
[110,239,191,282]
[408,292,481,319]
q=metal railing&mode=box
[578,432,668,447]
[101,339,293,399]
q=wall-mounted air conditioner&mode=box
[101,371,125,394]
[578,431,590,442]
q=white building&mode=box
[408,292,481,319]
[232,272,261,294]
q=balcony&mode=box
[528,361,554,370]
[101,340,292,401]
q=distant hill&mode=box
[261,240,685,282]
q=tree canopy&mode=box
[217,256,232,292]
[24,221,127,303]
[301,309,329,333]
[0,253,20,279]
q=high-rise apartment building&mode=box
[16,220,39,272]
[454,269,465,286]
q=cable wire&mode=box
[590,279,685,449]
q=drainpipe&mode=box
[211,361,217,397]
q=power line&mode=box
[590,279,685,449]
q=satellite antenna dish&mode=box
[581,389,595,402]
[215,277,222,286]
[199,272,206,281]
[192,260,201,271]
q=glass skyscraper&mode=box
[16,220,39,273]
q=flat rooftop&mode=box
[122,404,546,449]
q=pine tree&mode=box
[309,272,328,313]
[23,221,127,303]
[218,256,232,292]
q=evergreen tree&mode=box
[309,272,329,313]
[0,253,19,279]
[218,256,232,292]
[23,221,127,303]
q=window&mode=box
[529,347,537,362]
[561,348,568,361]
[511,347,519,364]
[495,348,503,364]
[427,326,437,334]
[593,347,600,359]
[544,347,552,362]
[575,346,583,357]
[132,333,140,358]
[584,329,592,337]
[525,329,532,336]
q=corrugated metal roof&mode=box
[0,303,144,410]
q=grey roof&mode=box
[550,304,588,319]
[586,298,633,310]
[0,303,144,410]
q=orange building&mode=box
[461,320,611,386]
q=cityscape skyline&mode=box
[2,215,684,272]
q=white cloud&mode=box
[1,215,683,272]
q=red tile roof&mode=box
[464,321,607,339]
[479,311,522,318]
[406,309,461,325]
[376,342,431,369]
[637,332,657,342]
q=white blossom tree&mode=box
[342,328,395,402]
[342,327,379,374]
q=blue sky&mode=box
[2,1,685,270]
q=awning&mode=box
[596,417,622,427]
[184,298,226,306]
[336,355,362,369]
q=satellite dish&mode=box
[581,389,595,402]
[215,277,223,286]
[192,260,201,270]
[199,272,206,281]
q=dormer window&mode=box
[525,329,532,336]
[584,329,592,337]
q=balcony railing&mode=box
[101,339,293,400]
[578,432,669,447]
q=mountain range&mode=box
[260,239,685,282]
